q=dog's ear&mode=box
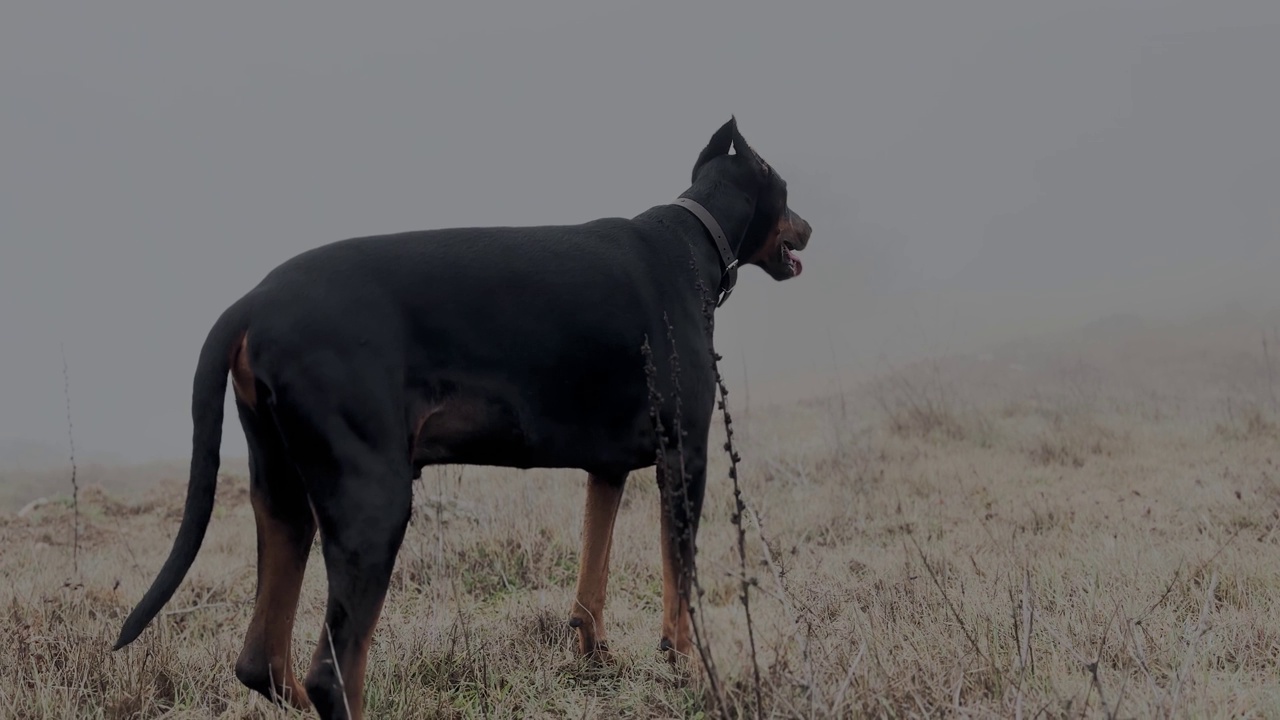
[692,116,737,182]
[729,121,769,177]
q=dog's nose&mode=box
[789,210,812,249]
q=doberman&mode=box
[111,117,812,720]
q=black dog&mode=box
[112,117,812,720]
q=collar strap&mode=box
[670,196,739,307]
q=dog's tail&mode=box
[112,296,252,650]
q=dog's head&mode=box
[691,117,812,281]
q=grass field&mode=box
[3,312,1279,718]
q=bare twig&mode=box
[1020,568,1034,676]
[60,343,80,575]
[159,601,239,617]
[710,346,765,716]
[109,513,144,578]
[1136,523,1242,627]
[1264,332,1277,414]
[1038,617,1099,715]
[692,260,764,717]
[1014,566,1035,720]
[324,621,354,720]
[641,334,723,707]
[1089,599,1124,720]
[907,533,992,667]
[745,500,818,707]
[664,320,721,685]
[1168,570,1218,717]
[740,349,751,442]
[1123,613,1162,702]
[828,325,848,428]
[829,641,867,716]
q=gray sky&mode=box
[3,0,1278,465]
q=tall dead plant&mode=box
[61,343,80,575]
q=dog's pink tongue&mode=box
[788,249,803,276]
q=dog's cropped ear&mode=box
[692,116,738,182]
[729,121,769,177]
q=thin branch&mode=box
[907,533,992,668]
[159,601,240,617]
[60,343,80,575]
[692,256,764,717]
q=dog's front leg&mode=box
[656,447,707,664]
[570,472,628,659]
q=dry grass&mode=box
[4,327,1280,718]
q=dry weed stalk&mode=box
[907,533,992,669]
[745,501,819,711]
[693,259,765,718]
[1168,570,1218,714]
[1263,329,1278,414]
[872,360,990,443]
[631,245,772,718]
[1010,566,1035,720]
[60,343,80,575]
[641,334,723,707]
[322,621,354,720]
[707,335,765,718]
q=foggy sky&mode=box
[3,0,1278,465]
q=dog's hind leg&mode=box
[570,472,627,659]
[232,400,316,710]
[304,460,410,720]
[272,389,412,720]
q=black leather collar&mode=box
[670,196,739,307]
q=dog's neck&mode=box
[673,180,757,306]
[676,180,757,260]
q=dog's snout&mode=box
[788,209,812,250]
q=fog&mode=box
[2,0,1278,466]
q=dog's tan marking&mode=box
[746,212,792,266]
[409,396,503,466]
[570,474,626,658]
[306,595,387,720]
[230,331,257,408]
[346,598,386,712]
[235,486,314,710]
[659,500,694,661]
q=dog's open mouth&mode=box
[783,240,803,277]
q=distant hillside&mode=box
[0,439,74,473]
[0,456,248,513]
